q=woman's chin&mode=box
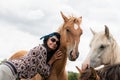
[50,47,56,50]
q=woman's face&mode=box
[47,36,59,50]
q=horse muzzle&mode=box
[69,50,79,61]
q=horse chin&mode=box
[90,63,96,68]
[90,61,101,68]
[68,50,79,61]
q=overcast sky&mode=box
[0,0,120,72]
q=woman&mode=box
[0,32,62,80]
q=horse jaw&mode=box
[89,49,103,68]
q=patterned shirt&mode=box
[7,44,51,79]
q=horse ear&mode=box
[90,28,96,35]
[104,25,109,38]
[78,16,82,23]
[76,66,83,74]
[60,11,68,22]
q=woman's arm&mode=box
[48,50,62,66]
[37,46,62,78]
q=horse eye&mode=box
[99,45,105,49]
[66,29,70,32]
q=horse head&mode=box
[58,12,83,61]
[89,25,117,67]
[76,66,99,80]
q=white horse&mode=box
[88,25,120,68]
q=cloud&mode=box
[0,0,120,72]
[0,23,41,59]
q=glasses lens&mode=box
[50,38,59,44]
[51,38,56,42]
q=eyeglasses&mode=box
[50,38,59,44]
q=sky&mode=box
[0,0,120,72]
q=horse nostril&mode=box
[69,50,72,57]
[69,50,74,60]
[69,51,79,61]
[76,52,79,59]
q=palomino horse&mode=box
[9,12,83,80]
[76,63,120,80]
[88,25,120,68]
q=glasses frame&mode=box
[50,38,59,45]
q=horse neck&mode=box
[50,28,68,74]
[113,44,120,64]
[59,28,68,64]
[110,38,120,64]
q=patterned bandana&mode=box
[40,32,60,40]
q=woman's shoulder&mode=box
[34,44,47,52]
[38,44,46,49]
[28,44,47,56]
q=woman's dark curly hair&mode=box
[40,32,61,62]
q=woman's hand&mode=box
[48,50,62,65]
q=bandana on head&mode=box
[40,32,60,40]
